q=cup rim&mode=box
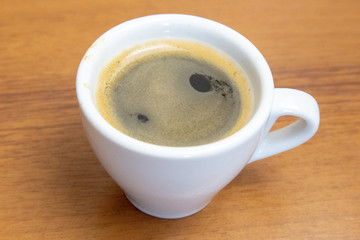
[76,14,274,159]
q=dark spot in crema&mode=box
[136,113,149,123]
[189,73,235,100]
[189,73,213,92]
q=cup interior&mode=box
[76,14,273,153]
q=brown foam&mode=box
[96,39,253,146]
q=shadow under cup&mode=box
[77,14,274,218]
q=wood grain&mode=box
[0,0,359,239]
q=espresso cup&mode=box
[76,14,320,219]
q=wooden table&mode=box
[1,0,359,239]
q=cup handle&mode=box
[249,88,320,163]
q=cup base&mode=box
[125,194,211,219]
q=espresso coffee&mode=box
[96,40,252,146]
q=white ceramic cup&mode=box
[76,14,320,219]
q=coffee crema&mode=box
[96,40,252,146]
